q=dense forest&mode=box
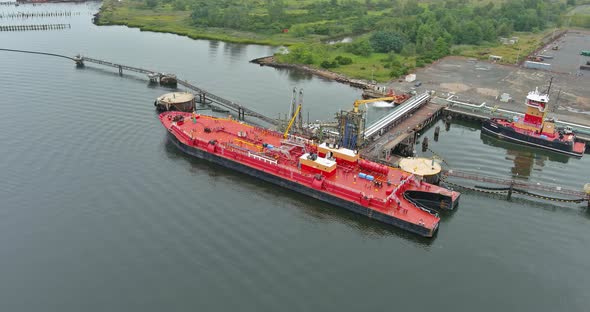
[185,0,567,41]
[186,0,569,68]
[101,0,584,80]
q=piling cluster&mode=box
[0,23,70,31]
[0,11,80,19]
[0,1,17,5]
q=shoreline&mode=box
[93,21,286,46]
[250,55,374,90]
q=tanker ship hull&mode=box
[167,132,437,237]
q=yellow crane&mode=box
[283,104,302,139]
[352,97,396,112]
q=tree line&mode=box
[140,0,572,77]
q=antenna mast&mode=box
[289,87,297,121]
[297,89,304,132]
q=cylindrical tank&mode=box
[155,92,195,112]
[398,157,442,185]
[358,159,389,175]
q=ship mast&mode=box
[297,89,304,132]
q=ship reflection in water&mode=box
[480,132,569,179]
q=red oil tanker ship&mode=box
[160,112,460,237]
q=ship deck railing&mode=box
[247,152,278,165]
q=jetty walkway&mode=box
[0,48,279,126]
[0,23,70,31]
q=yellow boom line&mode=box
[284,104,302,139]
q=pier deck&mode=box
[362,102,444,161]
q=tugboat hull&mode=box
[482,120,583,157]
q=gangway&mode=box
[443,169,589,205]
[364,92,430,139]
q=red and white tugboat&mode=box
[482,84,585,157]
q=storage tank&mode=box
[155,92,195,112]
[398,157,442,184]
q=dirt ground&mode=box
[387,31,590,126]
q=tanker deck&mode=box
[160,112,460,237]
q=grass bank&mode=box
[274,45,416,83]
[96,0,304,45]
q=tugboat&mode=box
[482,82,585,157]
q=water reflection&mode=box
[480,132,569,179]
[274,67,314,83]
[208,40,220,57]
[223,42,246,62]
[162,138,435,246]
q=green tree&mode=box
[289,44,315,64]
[400,42,416,56]
[460,21,482,44]
[191,2,211,24]
[370,31,404,53]
[346,39,373,56]
[433,37,450,58]
[173,0,186,11]
[267,0,284,23]
[145,0,158,9]
[479,19,497,42]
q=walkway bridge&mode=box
[0,48,279,126]
[77,56,278,126]
[442,169,589,206]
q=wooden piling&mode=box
[434,126,440,141]
[421,136,429,152]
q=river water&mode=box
[1,3,589,311]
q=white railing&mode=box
[287,134,314,145]
[247,152,278,165]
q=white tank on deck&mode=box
[155,92,195,112]
[399,157,442,184]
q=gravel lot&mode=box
[386,31,590,126]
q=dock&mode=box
[358,92,438,161]
[362,101,444,161]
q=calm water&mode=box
[1,3,590,311]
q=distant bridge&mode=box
[0,48,279,126]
